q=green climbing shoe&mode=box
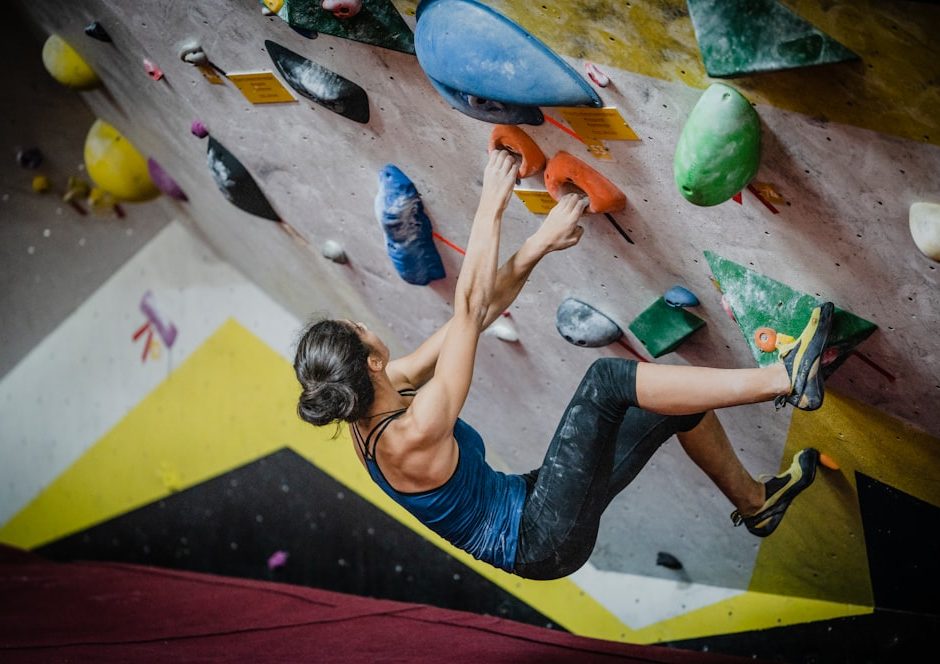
[775,302,834,411]
[731,448,819,537]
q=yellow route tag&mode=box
[557,107,639,142]
[227,71,296,104]
[514,189,557,215]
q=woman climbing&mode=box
[293,149,833,580]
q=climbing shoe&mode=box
[731,448,819,537]
[775,302,834,411]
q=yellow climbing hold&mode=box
[31,175,50,193]
[263,0,284,12]
[84,119,159,202]
[41,34,100,90]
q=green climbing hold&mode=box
[628,298,706,358]
[288,0,414,54]
[674,83,760,207]
[686,0,858,78]
[704,251,877,376]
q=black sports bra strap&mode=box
[363,409,407,459]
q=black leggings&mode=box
[513,358,705,580]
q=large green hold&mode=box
[288,0,415,54]
[686,0,858,78]
[674,83,760,207]
[704,251,877,377]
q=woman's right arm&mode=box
[388,193,588,391]
[401,150,519,444]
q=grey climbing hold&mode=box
[321,239,348,264]
[664,285,700,308]
[555,298,622,348]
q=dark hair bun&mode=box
[298,381,359,427]
[294,318,376,426]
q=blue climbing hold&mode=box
[664,285,700,308]
[555,298,623,348]
[415,0,601,108]
[425,76,544,125]
[375,164,445,285]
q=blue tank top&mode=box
[359,414,526,572]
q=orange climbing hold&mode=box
[488,125,546,178]
[819,453,840,470]
[754,326,777,352]
[544,151,626,214]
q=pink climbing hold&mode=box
[267,550,289,570]
[190,120,209,138]
[584,62,609,87]
[720,294,736,322]
[321,0,361,19]
[143,58,164,81]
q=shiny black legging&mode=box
[512,358,704,580]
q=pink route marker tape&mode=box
[140,291,178,348]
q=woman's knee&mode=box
[580,358,639,410]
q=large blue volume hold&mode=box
[375,164,445,285]
[425,75,544,125]
[415,0,601,108]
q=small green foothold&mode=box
[628,298,706,358]
[674,83,760,207]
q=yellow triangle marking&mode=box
[750,390,940,606]
[629,589,871,644]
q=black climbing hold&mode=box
[84,21,112,42]
[656,551,683,570]
[17,148,43,169]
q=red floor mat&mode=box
[0,545,753,662]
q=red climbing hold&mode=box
[754,326,777,352]
[544,151,626,214]
[488,125,546,178]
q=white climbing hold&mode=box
[910,201,940,261]
[484,317,519,343]
[321,239,348,264]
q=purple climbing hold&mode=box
[147,158,188,201]
[267,550,289,570]
[191,120,209,138]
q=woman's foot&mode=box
[731,448,819,537]
[775,302,834,411]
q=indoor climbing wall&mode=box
[3,0,939,661]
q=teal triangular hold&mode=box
[288,0,415,54]
[704,251,877,375]
[686,0,858,77]
[628,298,706,358]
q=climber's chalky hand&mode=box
[533,193,589,253]
[481,148,520,215]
